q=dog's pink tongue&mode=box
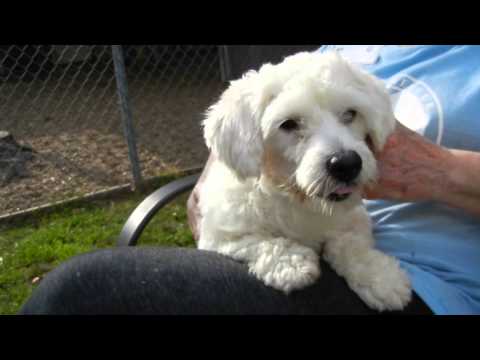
[333,186,356,195]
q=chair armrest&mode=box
[117,173,200,247]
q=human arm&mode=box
[364,122,480,218]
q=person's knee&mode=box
[18,248,119,314]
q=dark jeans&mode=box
[19,247,433,315]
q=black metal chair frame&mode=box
[117,173,200,247]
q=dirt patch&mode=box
[0,47,226,216]
[0,86,224,216]
[0,127,209,215]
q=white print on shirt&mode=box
[386,74,444,145]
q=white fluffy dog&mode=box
[198,51,412,311]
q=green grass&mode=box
[0,176,195,315]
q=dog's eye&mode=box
[341,109,357,125]
[279,119,300,132]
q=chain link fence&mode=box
[0,45,225,217]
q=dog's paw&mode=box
[249,240,320,294]
[349,253,412,312]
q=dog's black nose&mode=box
[326,150,362,182]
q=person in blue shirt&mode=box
[19,45,480,315]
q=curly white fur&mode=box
[199,51,411,312]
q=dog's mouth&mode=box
[325,184,357,202]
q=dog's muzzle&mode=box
[325,150,362,202]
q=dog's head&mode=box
[203,51,395,210]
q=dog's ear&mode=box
[348,64,396,153]
[363,79,396,153]
[203,71,270,180]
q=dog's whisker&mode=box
[309,184,321,198]
[323,177,336,197]
[277,182,291,190]
[305,181,319,197]
[325,201,332,217]
[319,180,329,198]
[321,199,327,215]
[314,182,324,198]
[306,174,329,198]
[304,179,315,196]
[277,173,300,192]
[280,180,298,193]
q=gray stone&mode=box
[0,131,34,186]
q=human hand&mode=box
[363,121,452,203]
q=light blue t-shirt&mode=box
[316,45,480,315]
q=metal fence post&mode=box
[112,45,143,191]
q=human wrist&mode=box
[440,148,480,207]
[448,149,480,192]
[422,145,454,203]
